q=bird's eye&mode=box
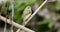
[27,8,30,10]
[28,7,30,9]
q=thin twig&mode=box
[24,0,47,26]
[0,1,7,32]
[3,0,8,32]
[11,0,14,32]
[0,15,35,32]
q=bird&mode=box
[22,6,32,25]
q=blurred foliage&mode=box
[56,0,60,10]
[0,0,60,32]
[57,29,60,32]
[36,0,43,5]
[8,0,36,24]
[37,23,50,32]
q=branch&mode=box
[24,0,48,26]
[0,15,35,32]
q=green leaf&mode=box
[43,19,49,24]
[48,22,54,28]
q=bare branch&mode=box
[0,15,35,32]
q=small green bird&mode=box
[16,6,32,32]
[22,6,32,25]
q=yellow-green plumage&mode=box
[22,6,32,24]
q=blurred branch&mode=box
[0,15,35,32]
